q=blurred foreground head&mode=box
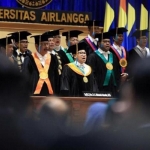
[39,96,69,124]
[0,54,30,114]
[132,57,150,108]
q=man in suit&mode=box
[128,29,149,78]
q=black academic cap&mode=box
[86,20,102,26]
[42,30,54,38]
[67,42,87,54]
[41,33,50,42]
[0,36,13,47]
[109,27,128,36]
[49,29,63,36]
[30,35,41,44]
[30,34,49,44]
[95,32,111,42]
[131,29,149,39]
[62,30,83,39]
[8,31,31,42]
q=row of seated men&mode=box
[0,20,149,97]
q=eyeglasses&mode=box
[78,52,86,55]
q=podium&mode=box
[31,96,111,127]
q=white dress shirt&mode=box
[113,44,122,56]
[137,45,150,57]
[36,52,48,67]
[16,49,25,63]
[88,34,98,46]
[98,48,110,60]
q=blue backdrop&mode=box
[0,0,149,50]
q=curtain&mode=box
[0,0,149,50]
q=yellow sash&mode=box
[67,63,92,76]
[32,53,53,95]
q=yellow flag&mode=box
[103,2,115,32]
[118,0,127,27]
[127,3,135,36]
[140,4,148,30]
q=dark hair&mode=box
[0,54,30,112]
[132,58,150,106]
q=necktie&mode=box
[141,49,147,57]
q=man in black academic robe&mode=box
[61,30,83,66]
[60,42,97,97]
[80,20,102,56]
[109,27,129,82]
[8,31,32,71]
[87,32,120,97]
[127,29,150,78]
[0,36,14,62]
[23,34,59,96]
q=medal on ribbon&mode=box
[83,76,88,83]
[106,62,113,70]
[39,71,48,79]
[119,58,127,68]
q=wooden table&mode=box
[31,96,111,127]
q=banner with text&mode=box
[0,7,92,26]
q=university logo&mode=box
[16,0,53,9]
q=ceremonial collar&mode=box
[98,48,110,55]
[75,60,85,68]
[113,43,122,51]
[88,34,98,43]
